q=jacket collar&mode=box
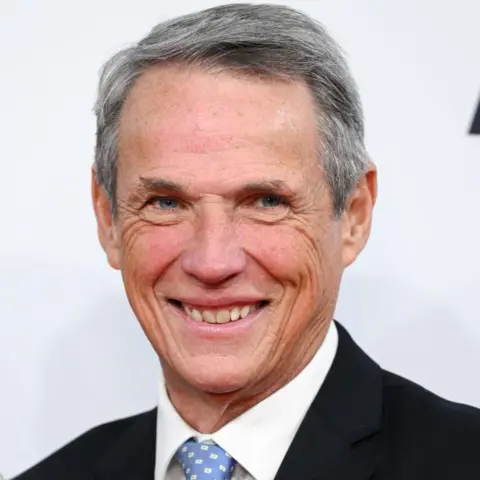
[94,321,383,480]
[274,321,383,480]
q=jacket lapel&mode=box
[274,322,384,480]
[94,408,157,480]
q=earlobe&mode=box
[91,168,121,270]
[341,164,377,267]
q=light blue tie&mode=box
[176,439,237,480]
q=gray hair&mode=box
[94,3,368,218]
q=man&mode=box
[15,3,480,480]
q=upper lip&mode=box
[169,297,267,309]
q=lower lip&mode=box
[167,302,265,338]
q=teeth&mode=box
[181,302,264,323]
[191,309,202,322]
[230,307,240,321]
[203,311,217,324]
[216,310,231,324]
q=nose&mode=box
[181,204,247,285]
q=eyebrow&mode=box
[129,176,295,202]
[242,180,292,193]
[138,177,187,194]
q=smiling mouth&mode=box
[167,299,269,324]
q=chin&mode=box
[180,358,254,395]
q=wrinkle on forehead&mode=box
[117,65,320,187]
[120,66,314,142]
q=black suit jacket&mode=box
[14,322,480,479]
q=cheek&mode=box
[241,223,322,284]
[121,225,185,283]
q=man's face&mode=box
[95,65,368,395]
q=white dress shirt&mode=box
[154,322,338,480]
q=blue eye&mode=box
[154,197,179,210]
[257,195,283,208]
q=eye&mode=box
[254,194,285,209]
[150,196,179,210]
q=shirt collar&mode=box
[154,373,200,479]
[155,321,338,480]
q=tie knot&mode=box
[176,440,237,480]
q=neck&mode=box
[162,321,330,433]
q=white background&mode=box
[1,0,479,477]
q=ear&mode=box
[340,163,377,267]
[91,168,121,270]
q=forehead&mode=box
[117,65,319,182]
